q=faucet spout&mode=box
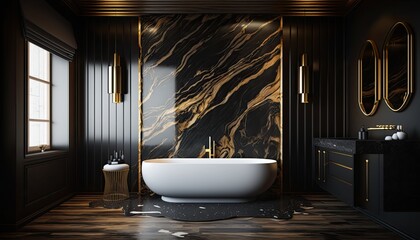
[204,136,216,158]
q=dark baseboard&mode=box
[0,224,19,232]
[355,207,416,240]
[0,193,75,231]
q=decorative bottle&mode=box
[358,126,368,140]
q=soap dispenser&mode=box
[358,126,368,140]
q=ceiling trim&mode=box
[53,0,362,16]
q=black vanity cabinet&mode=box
[314,138,420,239]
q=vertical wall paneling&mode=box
[93,18,101,191]
[282,17,346,192]
[101,18,110,193]
[83,17,139,192]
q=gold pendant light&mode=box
[298,11,310,104]
[108,13,123,104]
[109,52,122,103]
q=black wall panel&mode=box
[346,0,420,140]
[282,17,346,192]
[82,17,139,192]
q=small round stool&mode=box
[103,164,129,201]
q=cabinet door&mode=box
[327,150,354,205]
[314,147,355,205]
[355,154,380,214]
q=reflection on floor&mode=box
[0,194,400,239]
[89,192,312,221]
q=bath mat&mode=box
[89,192,313,221]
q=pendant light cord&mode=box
[304,9,307,53]
[114,9,117,53]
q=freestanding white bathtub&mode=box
[142,158,277,203]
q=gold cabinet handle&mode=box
[317,150,321,181]
[365,159,369,202]
[323,150,326,182]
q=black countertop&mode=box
[313,138,420,154]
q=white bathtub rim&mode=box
[143,158,277,164]
[142,157,277,203]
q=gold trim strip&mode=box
[365,159,369,202]
[330,151,353,158]
[138,16,143,193]
[330,176,353,186]
[278,17,283,193]
[322,150,326,183]
[330,161,353,171]
[317,150,321,181]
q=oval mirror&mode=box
[383,22,413,112]
[358,40,380,116]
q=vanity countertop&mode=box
[313,138,420,154]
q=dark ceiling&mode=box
[52,0,361,16]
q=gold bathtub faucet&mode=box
[367,124,397,131]
[204,136,216,158]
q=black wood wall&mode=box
[81,17,139,192]
[81,16,346,193]
[282,17,346,192]
[346,0,420,140]
[1,0,20,227]
[1,0,77,228]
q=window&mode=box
[28,42,51,152]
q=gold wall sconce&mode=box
[108,52,122,103]
[298,53,310,103]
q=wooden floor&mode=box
[0,194,401,239]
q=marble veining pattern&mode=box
[139,15,282,183]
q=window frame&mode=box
[27,41,52,153]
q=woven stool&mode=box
[103,164,129,201]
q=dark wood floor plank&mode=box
[0,194,401,239]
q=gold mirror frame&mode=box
[383,22,413,112]
[358,40,380,116]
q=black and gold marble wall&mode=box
[80,15,344,193]
[140,15,282,177]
